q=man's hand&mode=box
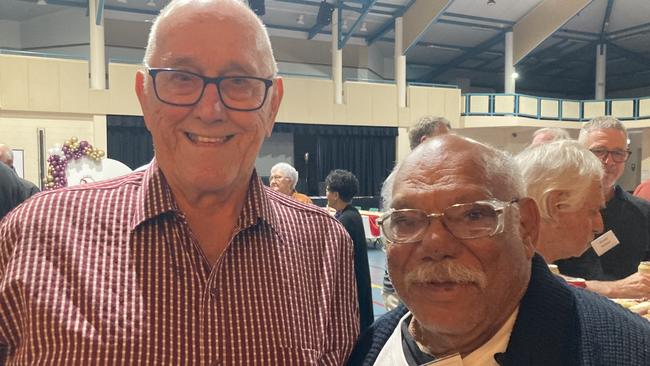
[586,272,650,298]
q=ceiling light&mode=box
[117,0,127,3]
[37,0,47,4]
[512,71,519,79]
[146,0,156,7]
[360,21,368,32]
[487,0,496,5]
[297,14,305,25]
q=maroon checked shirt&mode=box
[0,162,359,365]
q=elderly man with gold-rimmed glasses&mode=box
[347,134,650,366]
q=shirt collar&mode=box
[130,159,281,234]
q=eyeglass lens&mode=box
[590,148,630,163]
[383,202,501,242]
[152,70,270,110]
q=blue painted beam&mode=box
[531,42,596,75]
[95,0,104,26]
[339,0,378,48]
[418,30,508,82]
[366,0,415,45]
[442,12,515,27]
[308,23,327,40]
[600,0,614,41]
[607,42,650,68]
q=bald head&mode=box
[0,144,13,167]
[386,135,524,209]
[143,0,278,75]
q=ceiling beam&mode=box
[417,30,508,82]
[401,0,452,54]
[524,42,596,76]
[512,0,593,64]
[607,42,650,68]
[339,0,378,48]
[600,0,614,41]
[366,0,415,45]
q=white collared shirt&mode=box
[374,308,519,366]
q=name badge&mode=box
[422,353,463,366]
[591,230,620,256]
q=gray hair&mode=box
[578,116,627,145]
[143,0,278,75]
[532,127,570,143]
[408,115,452,150]
[270,162,298,189]
[515,140,603,221]
[382,136,524,210]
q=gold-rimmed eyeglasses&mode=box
[378,199,518,243]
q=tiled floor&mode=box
[367,246,388,319]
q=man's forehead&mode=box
[586,128,627,148]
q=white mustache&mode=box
[405,261,488,289]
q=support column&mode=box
[332,10,343,104]
[595,43,607,100]
[504,31,515,94]
[89,0,106,90]
[394,17,406,108]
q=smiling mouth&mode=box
[186,132,233,144]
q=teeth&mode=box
[187,133,229,143]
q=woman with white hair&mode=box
[516,140,605,264]
[269,162,312,204]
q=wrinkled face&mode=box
[387,148,535,341]
[269,170,293,196]
[549,180,605,259]
[135,5,283,198]
[584,128,627,191]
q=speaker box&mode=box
[248,0,265,16]
[316,1,334,25]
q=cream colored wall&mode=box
[0,112,106,185]
[3,53,650,187]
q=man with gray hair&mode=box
[516,140,605,264]
[0,144,39,198]
[530,127,571,146]
[0,1,358,364]
[348,134,650,365]
[407,115,452,150]
[269,162,312,204]
[557,116,650,298]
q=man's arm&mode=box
[586,272,650,298]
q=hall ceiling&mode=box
[2,0,649,98]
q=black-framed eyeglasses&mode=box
[589,148,631,163]
[147,68,274,111]
[377,199,518,243]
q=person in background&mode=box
[381,115,453,311]
[407,115,452,150]
[633,178,650,202]
[516,140,605,264]
[529,127,571,146]
[269,162,312,204]
[0,144,40,197]
[0,163,29,220]
[0,0,359,364]
[325,169,374,334]
[348,134,650,365]
[556,116,650,298]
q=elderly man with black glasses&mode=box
[0,0,359,364]
[347,134,650,366]
[556,116,650,299]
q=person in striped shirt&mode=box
[0,0,359,364]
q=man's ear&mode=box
[264,77,284,138]
[545,190,569,219]
[134,70,152,132]
[517,197,540,258]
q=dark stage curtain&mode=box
[275,123,397,197]
[106,115,154,170]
